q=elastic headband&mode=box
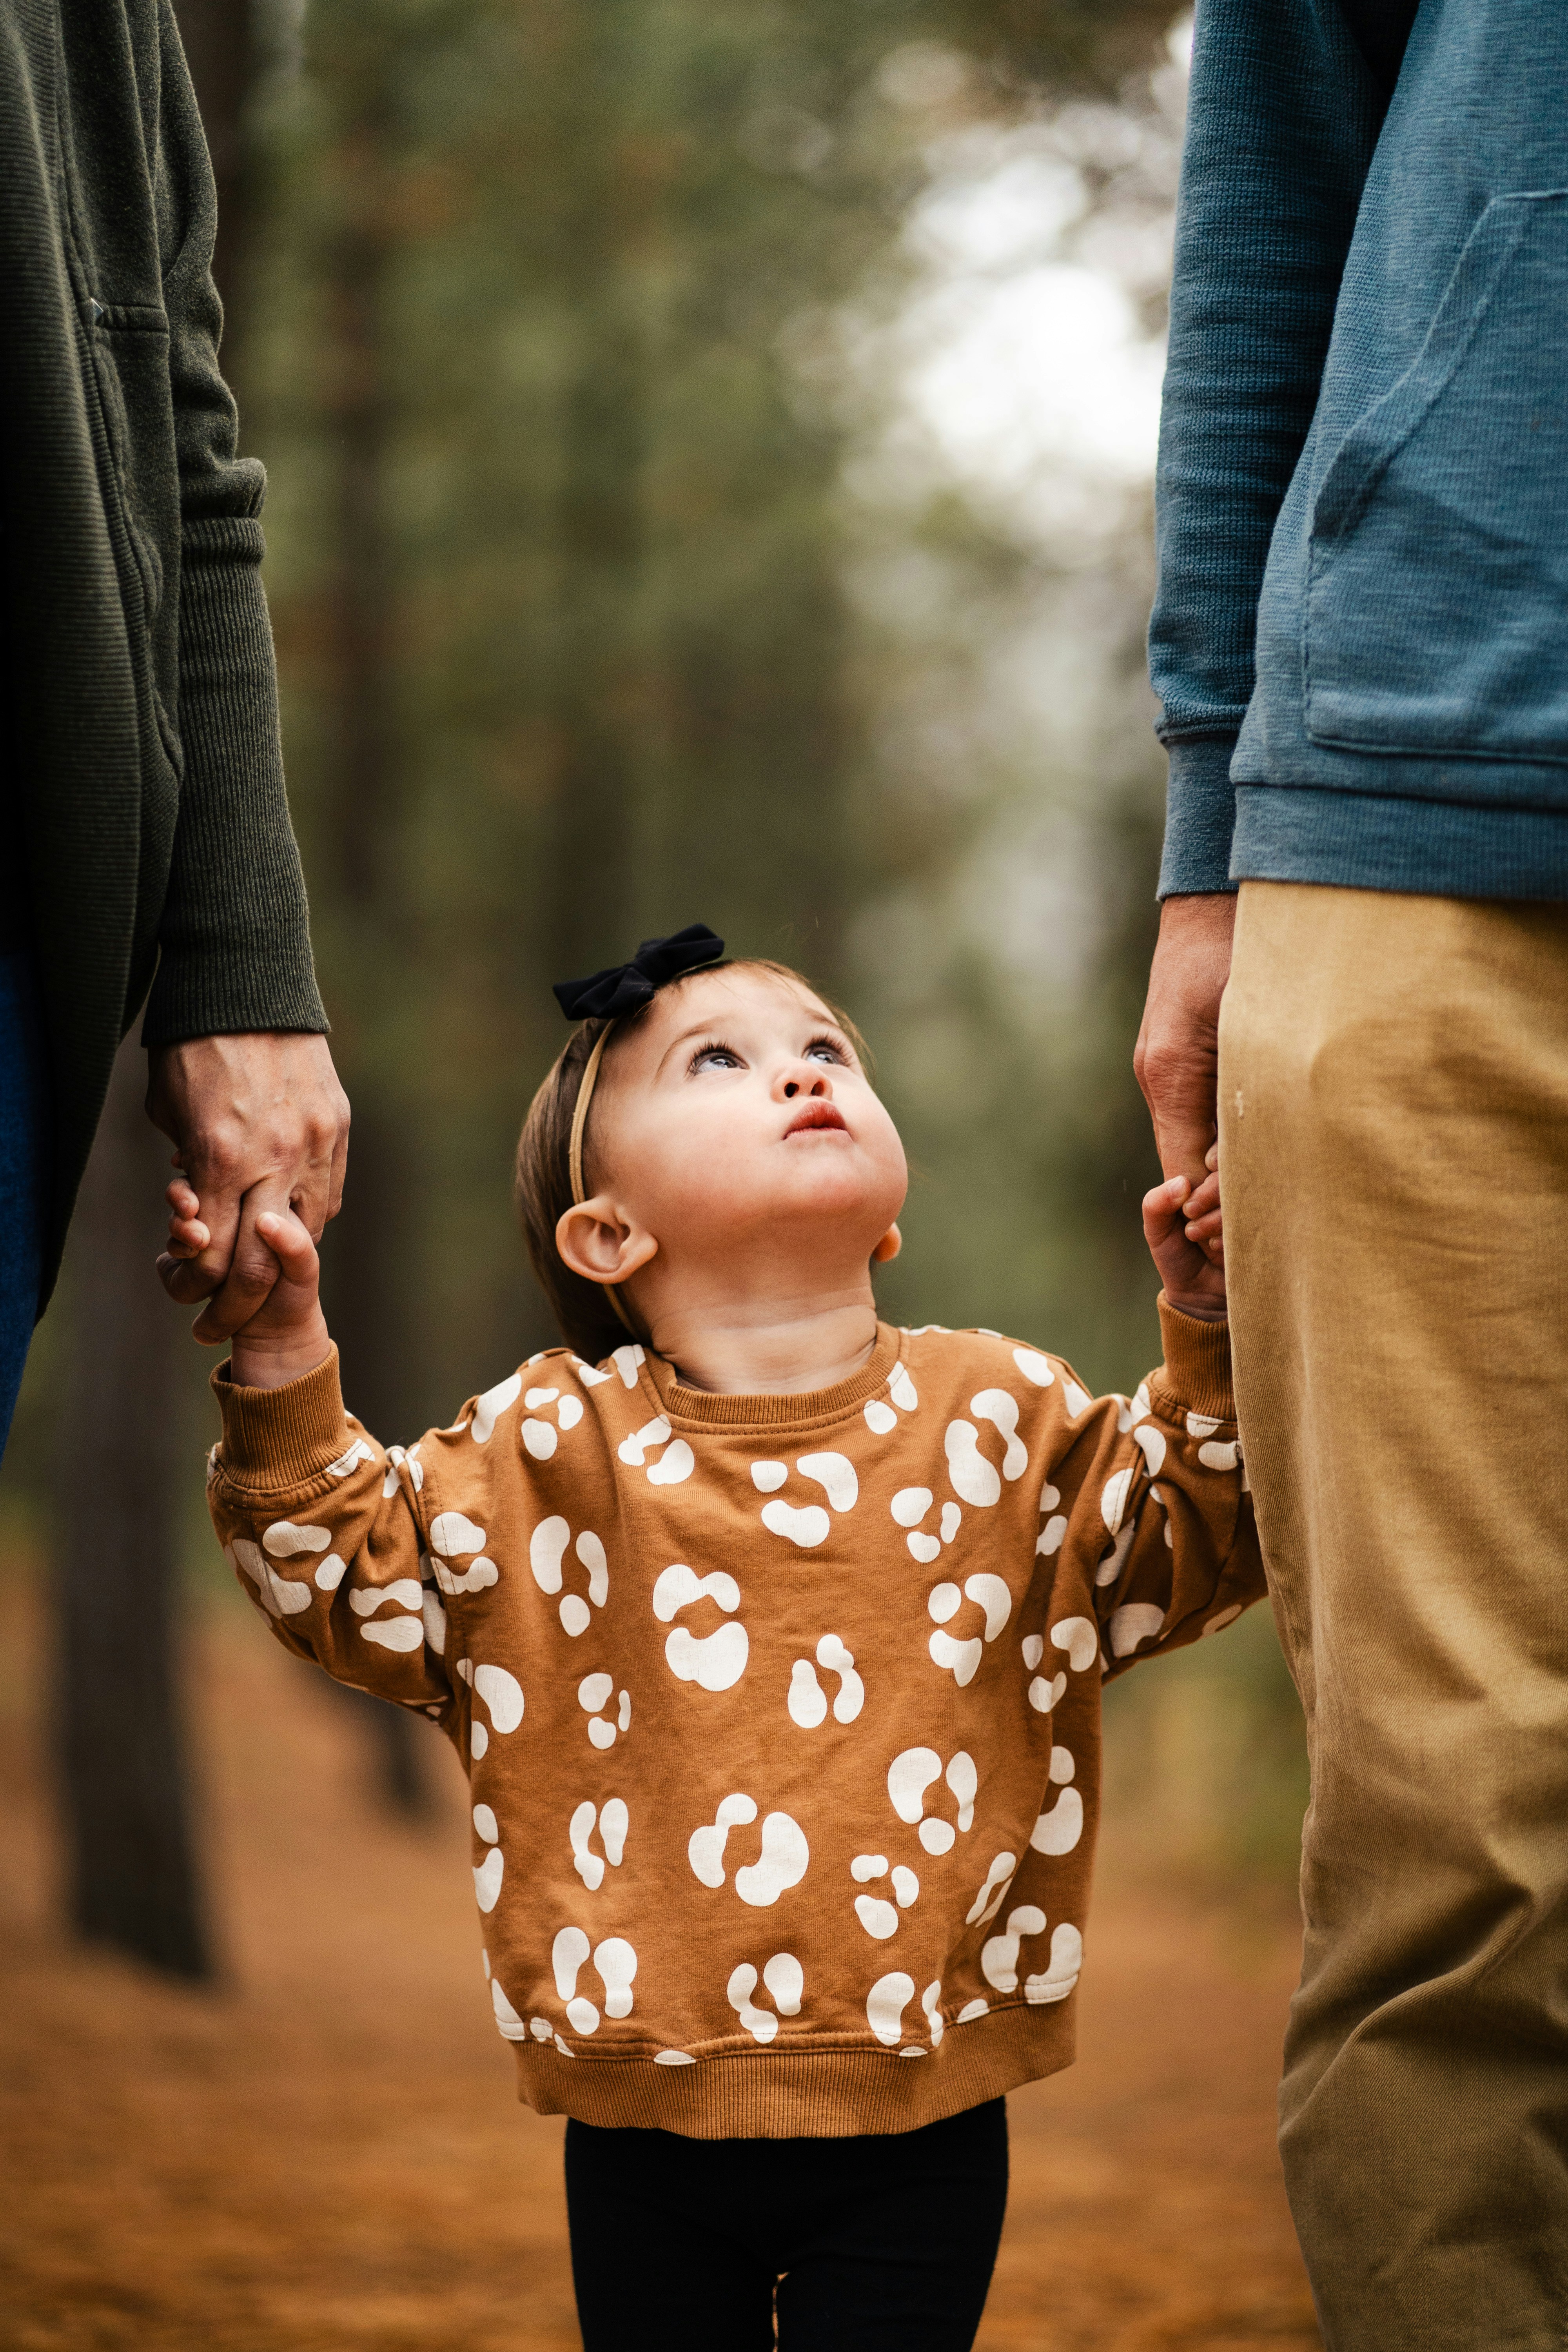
[566,1023,637,1338]
[555,926,725,1346]
[568,1023,612,1208]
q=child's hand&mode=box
[1142,1143,1226,1320]
[222,1204,334,1390]
[162,1176,211,1267]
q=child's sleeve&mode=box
[1045,1298,1265,1678]
[206,1347,454,1720]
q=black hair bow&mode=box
[553,924,726,1022]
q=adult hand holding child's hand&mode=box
[1143,1143,1225,1320]
[149,1032,350,1344]
[169,1191,333,1390]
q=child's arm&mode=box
[202,1203,454,1720]
[1038,1152,1263,1675]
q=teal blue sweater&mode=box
[1151,0,1568,901]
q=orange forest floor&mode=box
[0,1582,1320,2350]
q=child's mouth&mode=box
[785,1102,848,1137]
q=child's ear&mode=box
[555,1198,659,1287]
[872,1224,902,1265]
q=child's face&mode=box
[584,967,907,1288]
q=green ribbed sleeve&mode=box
[140,0,325,1048]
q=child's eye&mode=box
[805,1035,849,1066]
[689,1040,743,1074]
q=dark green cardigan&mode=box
[1,0,327,1308]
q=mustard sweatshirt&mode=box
[209,1301,1262,2141]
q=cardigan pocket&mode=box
[1304,191,1568,766]
[87,307,173,635]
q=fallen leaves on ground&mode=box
[0,1583,1318,2349]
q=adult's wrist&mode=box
[1157,889,1238,938]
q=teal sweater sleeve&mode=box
[1147,0,1392,897]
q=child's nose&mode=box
[779,1065,832,1100]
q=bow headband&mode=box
[554,925,726,1335]
[553,923,724,1024]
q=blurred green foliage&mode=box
[3,0,1306,1886]
[241,0,1178,1415]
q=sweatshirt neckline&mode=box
[644,1324,901,1432]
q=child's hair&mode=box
[515,958,870,1363]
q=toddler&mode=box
[189,927,1261,2349]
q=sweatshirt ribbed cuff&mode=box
[1152,1296,1234,1423]
[211,1346,350,1486]
[1157,735,1242,898]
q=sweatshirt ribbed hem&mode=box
[511,1996,1074,2141]
[211,1347,351,1488]
[1150,1298,1234,1424]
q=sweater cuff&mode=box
[1157,736,1241,898]
[211,1345,351,1486]
[1152,1296,1234,1423]
[142,954,329,1049]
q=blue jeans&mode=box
[0,950,48,1459]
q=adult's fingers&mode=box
[158,1228,234,1303]
[155,1152,244,1301]
[1134,992,1220,1182]
[1133,893,1237,1189]
[275,1051,350,1240]
[145,1033,351,1277]
[324,1085,350,1227]
[1183,1170,1221,1220]
[189,1177,294,1345]
[286,1122,347,1240]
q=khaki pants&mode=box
[1220,881,1568,2352]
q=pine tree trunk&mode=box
[45,0,266,1983]
[181,0,428,1818]
[316,61,429,1818]
[54,1044,212,1978]
[548,0,645,976]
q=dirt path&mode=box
[0,1590,1318,2349]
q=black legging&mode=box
[564,2098,1009,2350]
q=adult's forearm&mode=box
[1149,0,1387,891]
[143,537,325,1049]
[144,0,325,1048]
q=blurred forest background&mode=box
[1,0,1305,1982]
